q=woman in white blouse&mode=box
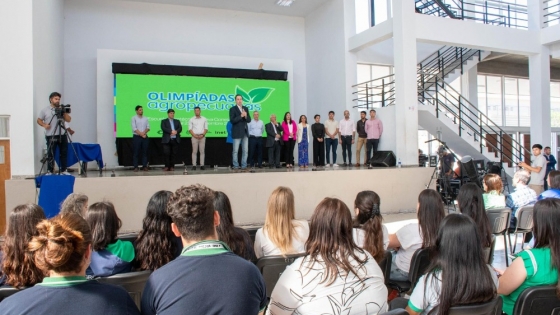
[352,190,389,262]
[254,186,309,258]
[266,197,388,315]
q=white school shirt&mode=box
[253,220,310,259]
[353,225,390,250]
[394,223,423,272]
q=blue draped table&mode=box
[55,142,104,169]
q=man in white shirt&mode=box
[338,110,355,167]
[519,144,547,195]
[248,111,265,168]
[324,111,339,167]
[189,107,208,170]
[131,105,150,172]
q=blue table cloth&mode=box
[55,142,104,169]
[35,175,75,218]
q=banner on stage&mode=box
[114,74,290,138]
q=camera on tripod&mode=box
[54,104,71,118]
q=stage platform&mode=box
[5,165,435,232]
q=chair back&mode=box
[256,253,306,297]
[447,296,503,315]
[378,250,392,285]
[0,286,20,302]
[408,248,432,289]
[486,208,511,235]
[96,270,152,308]
[512,285,560,315]
[245,227,259,245]
[483,235,496,264]
[515,206,534,232]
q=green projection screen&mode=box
[114,74,290,137]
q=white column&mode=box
[393,0,418,165]
[461,65,479,127]
[0,0,35,177]
[528,0,551,147]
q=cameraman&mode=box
[37,92,71,174]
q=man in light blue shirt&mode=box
[131,105,150,171]
[247,111,264,168]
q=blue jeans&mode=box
[232,136,248,168]
[389,251,409,281]
[325,138,338,164]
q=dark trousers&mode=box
[46,135,68,172]
[341,135,352,164]
[248,137,263,167]
[268,141,282,167]
[325,138,338,164]
[313,138,325,166]
[284,138,296,165]
[133,135,149,168]
[366,138,380,164]
[162,139,179,168]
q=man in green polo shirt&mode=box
[141,184,267,315]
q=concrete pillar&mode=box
[461,65,479,128]
[392,0,418,165]
[528,0,551,147]
[0,0,35,177]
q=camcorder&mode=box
[54,104,71,118]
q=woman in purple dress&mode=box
[297,115,310,168]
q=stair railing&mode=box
[544,0,560,27]
[351,74,396,109]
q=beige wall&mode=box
[6,168,434,232]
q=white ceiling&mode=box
[117,0,330,17]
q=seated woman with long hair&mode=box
[254,186,309,258]
[1,204,46,288]
[266,198,388,314]
[133,191,182,271]
[498,199,560,315]
[388,189,445,281]
[214,191,256,261]
[86,201,135,277]
[482,173,506,209]
[353,190,389,263]
[457,183,493,248]
[406,214,498,315]
[0,214,140,314]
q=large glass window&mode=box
[519,78,530,126]
[504,77,519,126]
[355,0,370,33]
[552,82,560,127]
[486,76,503,125]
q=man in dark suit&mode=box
[161,109,182,171]
[265,114,283,168]
[229,95,251,170]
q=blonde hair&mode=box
[263,187,298,255]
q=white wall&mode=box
[63,0,307,166]
[0,0,35,177]
[33,0,65,174]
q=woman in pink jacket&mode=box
[282,112,297,168]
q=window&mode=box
[504,77,518,126]
[552,82,560,127]
[356,64,393,108]
[486,75,503,125]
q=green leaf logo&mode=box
[235,86,251,103]
[248,87,275,103]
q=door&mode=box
[0,116,10,234]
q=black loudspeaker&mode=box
[369,151,396,167]
[460,155,482,188]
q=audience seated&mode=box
[59,193,89,217]
[141,184,267,315]
[133,191,182,271]
[86,201,135,277]
[352,190,389,263]
[457,183,493,248]
[0,214,140,314]
[538,170,560,200]
[388,189,445,281]
[254,186,309,258]
[406,214,498,315]
[498,198,560,315]
[213,191,256,261]
[506,170,537,225]
[0,204,46,288]
[267,197,388,314]
[482,173,506,209]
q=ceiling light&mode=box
[276,0,294,7]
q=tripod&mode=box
[426,139,460,209]
[38,112,82,176]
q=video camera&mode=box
[54,104,71,118]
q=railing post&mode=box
[460,49,464,74]
[478,50,481,62]
[507,5,511,27]
[461,0,464,20]
[484,1,488,25]
[420,63,425,101]
[438,50,441,75]
[435,77,439,118]
[480,114,484,154]
[365,83,369,110]
[458,96,462,137]
[381,80,385,107]
[499,130,504,163]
